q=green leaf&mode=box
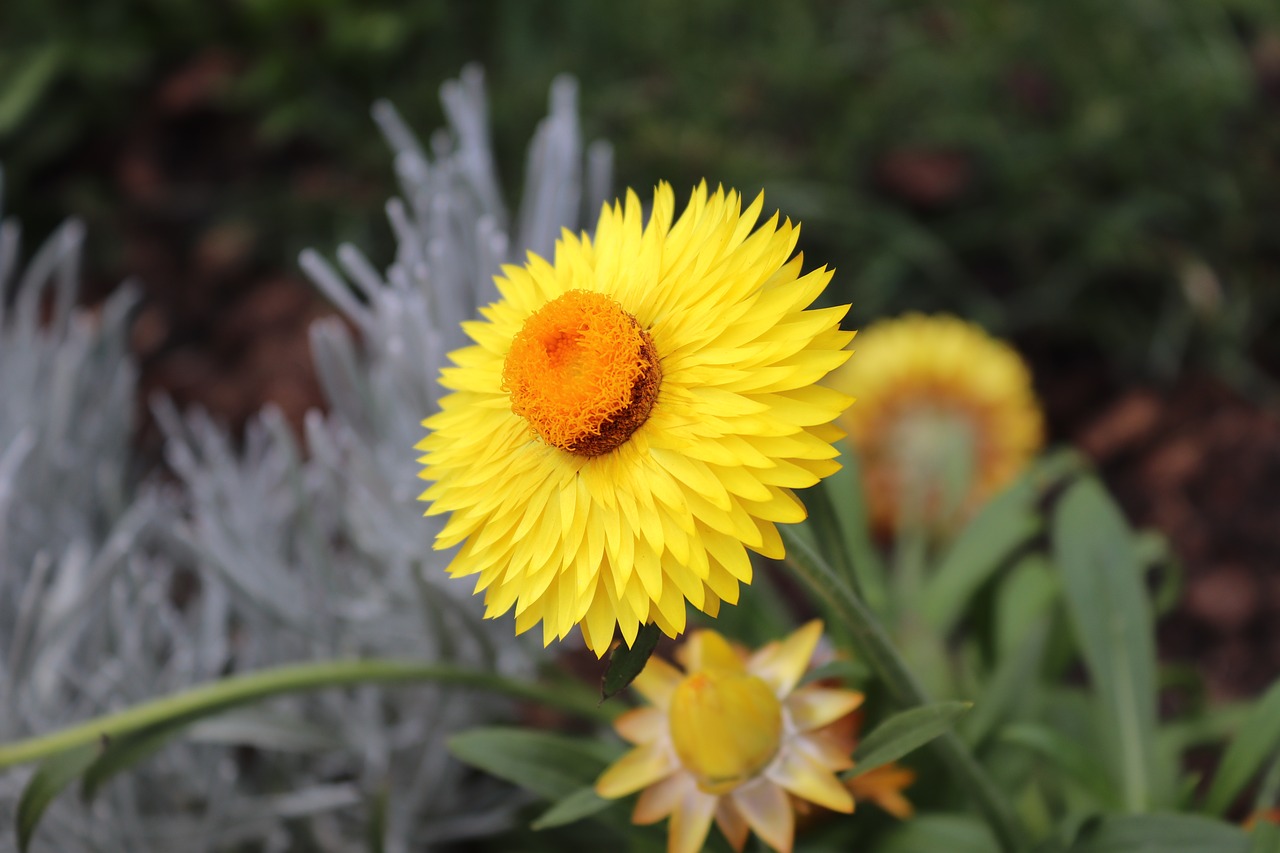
[531,785,614,830]
[17,743,98,852]
[922,451,1080,635]
[877,812,999,853]
[448,727,619,801]
[1001,722,1117,803]
[962,617,1049,747]
[1052,477,1163,811]
[601,622,661,701]
[1067,813,1251,853]
[1205,679,1280,815]
[80,717,194,804]
[847,701,972,775]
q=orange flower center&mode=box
[669,669,783,795]
[502,290,661,457]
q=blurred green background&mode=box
[2,0,1279,391]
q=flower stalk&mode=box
[780,525,1028,853]
[0,659,615,771]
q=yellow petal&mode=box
[749,620,823,698]
[596,744,678,799]
[714,797,751,852]
[678,629,745,673]
[767,747,854,813]
[614,707,667,745]
[668,784,718,853]
[731,779,795,853]
[786,686,864,731]
[633,772,689,825]
[632,655,685,709]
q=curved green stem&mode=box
[781,525,1029,853]
[0,659,615,771]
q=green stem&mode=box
[0,659,615,771]
[781,525,1028,853]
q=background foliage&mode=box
[3,0,1279,385]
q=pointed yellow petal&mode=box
[767,747,854,813]
[786,686,864,731]
[595,744,678,799]
[678,629,745,673]
[749,620,823,697]
[614,707,667,745]
[632,655,684,709]
[668,785,718,853]
[731,780,795,853]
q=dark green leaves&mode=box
[601,622,661,701]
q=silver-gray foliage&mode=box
[0,63,612,853]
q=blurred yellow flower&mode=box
[417,183,853,656]
[829,313,1042,533]
[595,621,863,853]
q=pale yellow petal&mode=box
[786,686,864,731]
[595,744,678,799]
[767,747,854,813]
[749,620,823,698]
[731,779,795,853]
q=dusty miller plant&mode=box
[0,64,612,853]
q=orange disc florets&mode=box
[502,290,661,457]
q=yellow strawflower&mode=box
[417,183,853,655]
[596,621,863,853]
[829,313,1042,533]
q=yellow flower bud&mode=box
[669,669,783,795]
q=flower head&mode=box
[595,621,863,853]
[829,313,1042,533]
[417,183,853,655]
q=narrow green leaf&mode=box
[531,785,614,830]
[962,618,1049,747]
[17,743,98,852]
[1205,679,1280,815]
[1052,477,1162,811]
[923,451,1081,635]
[847,701,972,776]
[447,727,618,801]
[1067,813,1250,853]
[1001,722,1117,803]
[81,709,340,804]
[80,717,194,804]
[601,622,661,701]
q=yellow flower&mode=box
[595,621,863,853]
[417,183,853,656]
[829,313,1042,533]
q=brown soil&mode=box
[1045,361,1280,701]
